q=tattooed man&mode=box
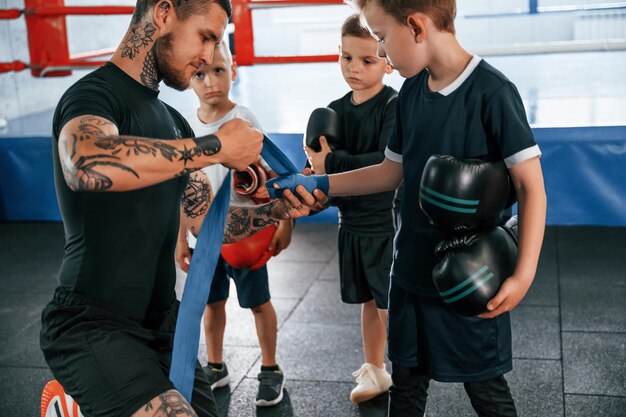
[39,2,310,417]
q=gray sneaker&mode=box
[203,363,230,390]
[256,367,285,407]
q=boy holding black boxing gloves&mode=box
[305,14,398,404]
[270,0,547,415]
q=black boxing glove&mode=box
[432,216,519,316]
[303,107,341,152]
[419,155,513,233]
[233,163,271,204]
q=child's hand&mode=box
[478,274,532,319]
[269,219,293,256]
[250,186,270,201]
[304,136,332,174]
[176,243,192,273]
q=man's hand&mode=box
[270,189,313,219]
[280,185,329,219]
[269,219,293,256]
[214,118,263,171]
[304,135,332,174]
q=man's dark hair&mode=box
[133,0,232,24]
[341,14,371,39]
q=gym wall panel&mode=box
[534,126,626,226]
[0,137,61,221]
[1,127,624,226]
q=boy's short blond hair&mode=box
[347,0,456,34]
[341,13,372,39]
[215,40,233,65]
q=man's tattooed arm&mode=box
[141,389,197,417]
[181,171,214,238]
[222,203,281,243]
[58,115,222,192]
[180,171,292,243]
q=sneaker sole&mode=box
[210,375,230,390]
[350,388,387,404]
[41,380,83,417]
[255,379,285,407]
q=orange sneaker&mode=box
[41,380,83,417]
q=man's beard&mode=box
[155,33,190,91]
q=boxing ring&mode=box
[1,0,625,225]
[1,3,626,417]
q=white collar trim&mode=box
[438,55,482,96]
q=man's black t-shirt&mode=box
[51,62,193,316]
[325,85,398,235]
[386,57,541,295]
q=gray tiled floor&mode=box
[1,223,625,416]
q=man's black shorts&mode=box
[40,287,218,417]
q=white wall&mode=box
[1,0,624,135]
[0,0,134,135]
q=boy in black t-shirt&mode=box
[305,14,398,404]
[280,0,547,415]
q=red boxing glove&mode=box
[221,224,278,271]
[233,163,271,204]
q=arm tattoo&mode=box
[121,22,156,60]
[60,117,139,191]
[223,202,278,243]
[182,174,212,218]
[192,134,221,156]
[61,117,213,191]
[143,390,197,417]
[95,136,179,160]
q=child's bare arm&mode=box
[329,157,403,196]
[176,212,192,273]
[272,157,403,220]
[479,156,547,319]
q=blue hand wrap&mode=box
[169,175,230,401]
[169,135,310,401]
[266,173,329,199]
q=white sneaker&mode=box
[350,363,392,404]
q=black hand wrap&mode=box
[193,134,221,156]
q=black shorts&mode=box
[337,226,393,309]
[388,280,513,382]
[207,256,270,308]
[40,287,218,417]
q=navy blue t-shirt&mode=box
[51,62,193,316]
[325,85,398,235]
[386,56,541,295]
